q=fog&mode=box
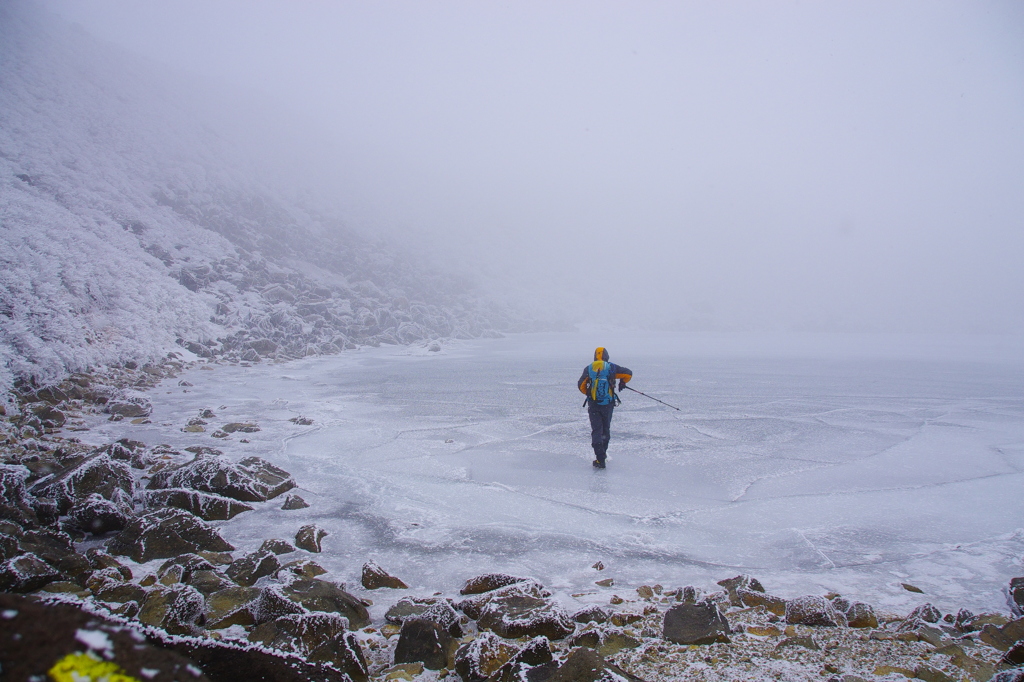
[42,0,1024,333]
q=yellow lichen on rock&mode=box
[48,651,140,682]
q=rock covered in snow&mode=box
[226,549,280,587]
[454,631,520,682]
[456,579,551,620]
[0,465,41,528]
[283,578,370,630]
[0,592,212,682]
[361,560,408,590]
[0,552,61,592]
[145,488,254,521]
[63,493,132,535]
[105,391,153,418]
[107,507,234,562]
[281,494,309,510]
[487,636,556,682]
[147,453,294,503]
[394,617,456,671]
[260,538,295,555]
[460,572,530,595]
[477,593,576,641]
[249,612,369,682]
[29,452,133,514]
[547,646,648,682]
[138,583,206,636]
[785,595,847,627]
[295,524,327,553]
[736,587,787,616]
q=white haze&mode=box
[42,0,1024,334]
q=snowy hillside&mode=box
[0,1,526,396]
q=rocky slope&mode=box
[0,1,534,400]
[1,361,1023,682]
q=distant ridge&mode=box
[0,1,531,395]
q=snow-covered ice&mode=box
[92,332,1024,616]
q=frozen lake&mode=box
[111,332,1024,616]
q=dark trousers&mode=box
[588,402,614,463]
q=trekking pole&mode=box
[622,385,681,411]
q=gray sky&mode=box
[43,0,1024,333]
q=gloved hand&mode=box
[618,379,627,391]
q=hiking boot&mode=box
[592,460,606,469]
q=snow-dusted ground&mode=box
[82,332,1024,617]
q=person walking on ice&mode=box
[578,347,632,469]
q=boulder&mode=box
[717,574,765,605]
[907,603,942,623]
[147,454,294,502]
[221,423,261,434]
[283,578,370,629]
[454,631,520,682]
[0,465,41,527]
[93,582,149,611]
[19,529,91,584]
[278,559,327,580]
[461,573,529,595]
[456,579,551,620]
[420,599,463,638]
[295,524,327,553]
[157,554,215,584]
[785,595,845,627]
[145,489,254,521]
[0,553,61,592]
[979,617,1024,651]
[489,636,556,682]
[106,391,152,418]
[573,606,610,624]
[249,613,369,682]
[0,593,212,682]
[477,593,575,640]
[189,570,231,595]
[281,494,310,510]
[1010,577,1024,617]
[30,453,133,514]
[226,550,281,587]
[64,493,132,535]
[138,584,206,636]
[107,508,234,562]
[394,618,456,671]
[736,587,787,616]
[385,596,440,625]
[260,538,296,555]
[663,602,731,645]
[548,647,648,682]
[27,402,66,428]
[845,602,879,629]
[205,586,261,629]
[361,560,408,589]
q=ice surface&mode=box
[85,332,1024,615]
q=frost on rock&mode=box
[106,390,153,418]
[0,552,61,592]
[360,560,408,590]
[295,524,327,553]
[145,488,254,521]
[454,631,520,682]
[456,579,551,620]
[64,492,132,535]
[30,452,134,514]
[248,611,369,681]
[0,465,40,527]
[460,573,530,595]
[106,508,234,562]
[476,593,575,641]
[139,584,206,636]
[786,595,847,627]
[147,454,294,503]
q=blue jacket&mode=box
[577,346,632,405]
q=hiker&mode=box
[578,347,632,469]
